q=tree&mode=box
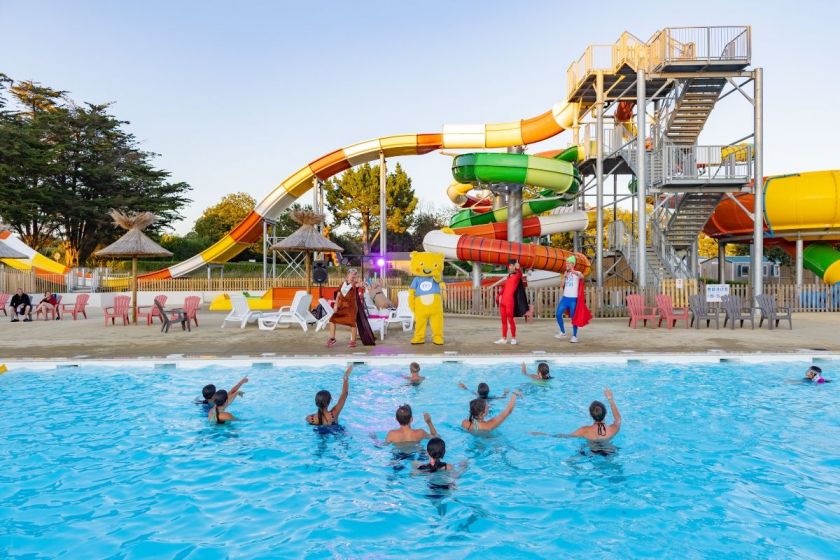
[325,162,418,254]
[194,192,257,243]
[0,77,192,264]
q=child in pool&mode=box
[461,392,521,432]
[405,362,425,385]
[457,382,508,400]
[521,362,553,381]
[804,366,830,384]
[414,437,452,472]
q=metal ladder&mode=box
[663,78,727,145]
[664,193,724,249]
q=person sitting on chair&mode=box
[9,288,32,322]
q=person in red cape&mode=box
[555,256,590,343]
[495,259,526,345]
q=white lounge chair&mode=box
[314,298,334,332]
[222,293,263,329]
[257,291,312,331]
[394,290,414,332]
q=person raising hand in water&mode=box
[307,365,352,426]
[533,387,622,442]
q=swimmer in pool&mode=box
[457,382,509,400]
[197,376,248,411]
[533,387,622,442]
[208,390,234,424]
[405,362,425,385]
[385,404,438,443]
[460,391,521,432]
[804,366,830,383]
[521,362,553,381]
[306,365,352,426]
[414,437,452,472]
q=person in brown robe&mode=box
[328,269,362,348]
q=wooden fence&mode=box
[2,268,837,316]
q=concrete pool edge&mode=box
[2,351,838,371]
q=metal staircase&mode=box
[664,78,727,145]
[664,193,724,249]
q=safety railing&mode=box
[650,213,692,279]
[606,220,663,288]
[566,44,615,95]
[656,144,753,186]
[648,26,750,69]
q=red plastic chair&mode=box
[0,293,8,316]
[627,294,658,329]
[183,296,200,327]
[656,294,690,329]
[60,294,89,320]
[104,295,131,326]
[139,295,168,325]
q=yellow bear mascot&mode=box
[408,251,446,345]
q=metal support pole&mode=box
[379,152,387,280]
[690,240,699,278]
[507,145,524,245]
[595,72,605,287]
[271,223,276,278]
[752,68,764,297]
[718,242,726,284]
[795,238,804,289]
[262,219,268,286]
[636,69,647,287]
[471,262,483,314]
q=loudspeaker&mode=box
[313,261,328,284]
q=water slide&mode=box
[704,170,840,284]
[423,147,591,287]
[0,230,69,275]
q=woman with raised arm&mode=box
[461,391,521,432]
[533,387,622,442]
[307,365,353,426]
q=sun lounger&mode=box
[258,291,312,331]
[222,293,263,329]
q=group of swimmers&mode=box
[196,363,828,472]
[197,360,627,472]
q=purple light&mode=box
[376,257,385,268]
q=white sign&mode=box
[706,284,730,303]
[675,278,684,290]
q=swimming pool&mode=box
[1,359,838,558]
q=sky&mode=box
[2,0,839,234]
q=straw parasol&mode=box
[95,210,173,324]
[270,208,343,290]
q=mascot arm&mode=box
[439,281,446,303]
[408,289,416,312]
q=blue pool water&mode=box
[1,360,838,559]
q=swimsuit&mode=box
[418,461,448,472]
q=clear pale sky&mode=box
[2,0,838,233]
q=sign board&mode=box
[706,284,730,303]
[675,278,684,290]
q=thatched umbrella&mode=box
[95,210,173,324]
[270,208,343,290]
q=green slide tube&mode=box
[803,243,840,284]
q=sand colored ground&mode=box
[0,308,837,361]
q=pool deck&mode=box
[1,309,837,363]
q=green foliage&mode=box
[194,192,256,242]
[159,232,212,261]
[325,162,418,254]
[0,77,192,265]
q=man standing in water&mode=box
[555,256,585,343]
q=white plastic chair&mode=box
[314,298,334,332]
[395,290,414,332]
[258,291,312,331]
[222,293,263,329]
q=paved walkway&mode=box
[1,310,837,360]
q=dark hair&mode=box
[410,362,420,373]
[315,390,332,425]
[508,259,517,265]
[809,366,822,374]
[212,390,228,423]
[396,404,412,426]
[202,384,216,401]
[477,382,490,399]
[468,398,486,427]
[537,363,551,379]
[426,437,446,472]
[590,400,607,436]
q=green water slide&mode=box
[448,147,581,229]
